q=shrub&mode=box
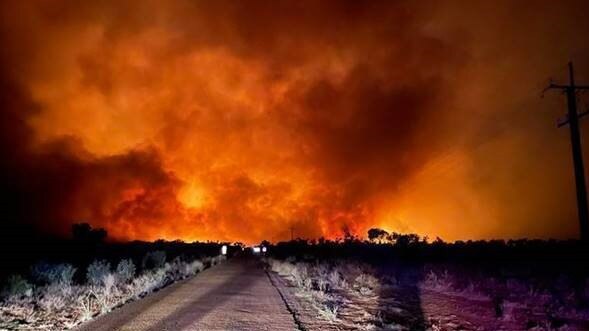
[353,273,379,295]
[38,284,69,312]
[131,269,167,297]
[115,259,136,284]
[103,273,116,297]
[1,274,33,299]
[269,259,296,276]
[180,260,204,278]
[142,251,166,270]
[87,260,111,286]
[317,300,339,321]
[77,292,95,322]
[313,264,331,292]
[423,269,454,291]
[328,270,345,289]
[31,261,51,283]
[289,264,313,292]
[211,255,226,266]
[316,278,329,292]
[54,264,76,286]
[31,262,77,286]
[341,263,364,283]
[291,263,310,288]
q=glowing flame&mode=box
[178,182,207,210]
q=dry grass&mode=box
[0,254,226,330]
[268,257,589,330]
[267,257,382,326]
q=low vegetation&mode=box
[266,231,589,331]
[0,223,228,330]
[0,253,226,330]
[267,257,381,327]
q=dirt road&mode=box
[76,256,298,331]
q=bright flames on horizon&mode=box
[1,1,589,244]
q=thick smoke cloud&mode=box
[1,1,589,243]
[0,71,182,238]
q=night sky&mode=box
[1,1,589,243]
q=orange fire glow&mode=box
[2,1,589,243]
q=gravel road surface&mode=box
[76,256,298,331]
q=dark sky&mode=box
[1,0,589,243]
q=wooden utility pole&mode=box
[546,62,589,241]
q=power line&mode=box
[544,62,589,241]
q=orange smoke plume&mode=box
[1,1,589,243]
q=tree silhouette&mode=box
[71,223,107,244]
[368,228,389,242]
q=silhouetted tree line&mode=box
[266,228,589,279]
[71,223,107,244]
[0,223,225,280]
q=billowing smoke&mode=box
[1,1,589,243]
